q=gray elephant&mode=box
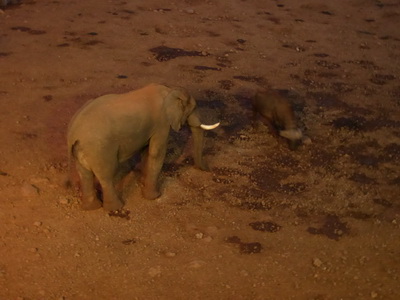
[67,83,220,211]
[253,89,303,150]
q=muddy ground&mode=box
[0,0,399,299]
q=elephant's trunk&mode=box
[187,109,219,171]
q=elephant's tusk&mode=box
[200,122,220,130]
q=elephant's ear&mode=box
[165,89,187,132]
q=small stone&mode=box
[21,183,39,197]
[29,247,38,253]
[184,8,195,14]
[202,236,213,242]
[59,197,70,205]
[33,221,42,227]
[165,252,176,258]
[188,260,205,269]
[302,136,312,145]
[195,232,204,239]
[313,258,323,267]
[371,291,378,298]
[148,266,162,277]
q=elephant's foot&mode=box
[103,198,124,211]
[142,187,161,200]
[81,198,102,211]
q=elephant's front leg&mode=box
[142,137,167,200]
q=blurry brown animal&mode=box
[252,89,303,150]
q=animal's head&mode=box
[165,87,220,132]
[279,128,303,150]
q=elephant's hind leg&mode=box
[93,160,124,211]
[98,178,124,211]
[76,163,102,210]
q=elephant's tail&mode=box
[64,140,78,189]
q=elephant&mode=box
[252,89,303,150]
[67,83,220,211]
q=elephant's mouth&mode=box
[200,122,220,130]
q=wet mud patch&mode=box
[249,221,281,232]
[373,198,392,208]
[233,75,266,84]
[216,55,232,68]
[309,148,338,171]
[108,209,131,220]
[307,215,349,241]
[194,66,221,71]
[344,60,380,70]
[383,143,400,161]
[352,153,381,167]
[370,74,396,85]
[307,92,347,109]
[238,200,273,211]
[121,238,136,245]
[149,46,206,62]
[218,80,234,90]
[250,166,288,192]
[212,167,247,177]
[332,116,399,132]
[337,141,379,163]
[346,211,373,220]
[331,116,367,131]
[349,173,377,185]
[162,162,181,177]
[282,43,306,52]
[225,236,263,254]
[11,26,46,35]
[315,60,340,69]
[278,182,307,194]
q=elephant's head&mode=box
[165,87,220,170]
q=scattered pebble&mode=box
[184,8,195,14]
[188,260,205,269]
[202,236,213,243]
[33,221,42,227]
[313,258,323,267]
[195,232,204,239]
[165,252,176,258]
[58,197,70,205]
[21,183,39,197]
[148,266,161,277]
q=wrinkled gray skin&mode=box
[253,90,303,150]
[67,84,218,211]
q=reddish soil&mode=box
[1,1,399,299]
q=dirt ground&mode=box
[1,0,399,299]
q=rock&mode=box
[184,8,195,14]
[58,197,70,205]
[313,258,323,267]
[188,260,205,269]
[165,252,176,258]
[148,266,162,277]
[33,221,42,227]
[21,183,39,197]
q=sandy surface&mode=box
[1,0,399,299]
